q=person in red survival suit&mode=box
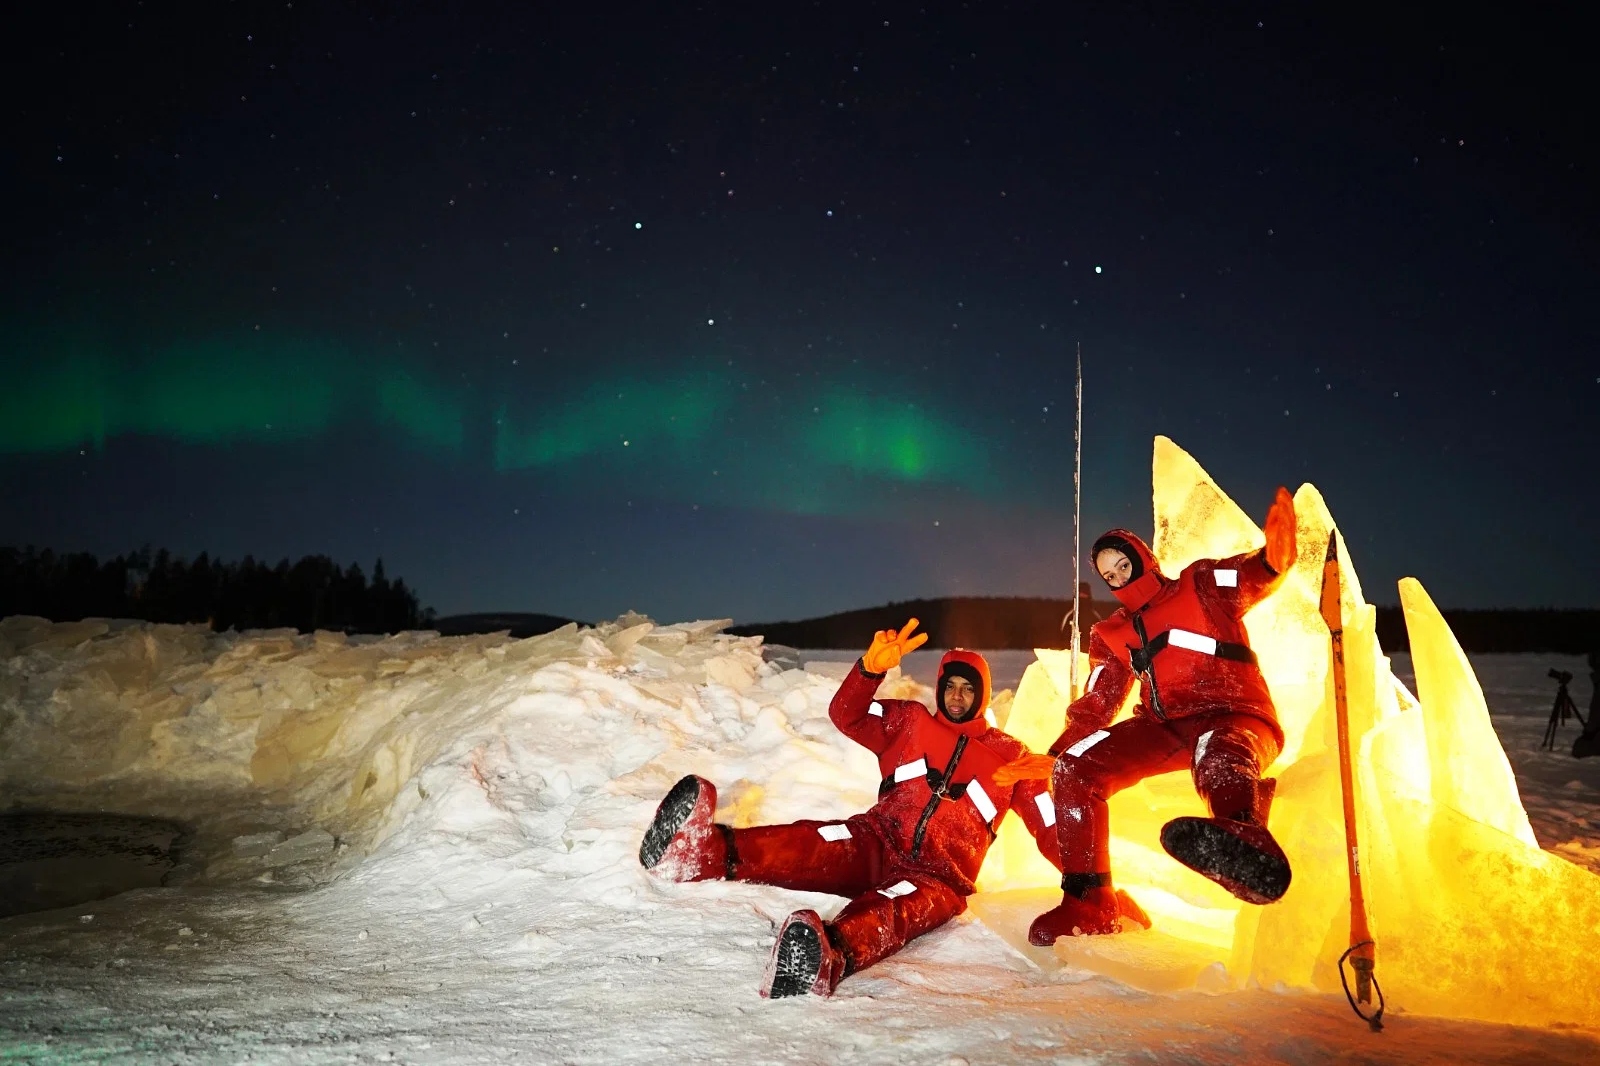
[639,619,1066,998]
[995,488,1298,944]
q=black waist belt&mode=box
[1128,628,1258,674]
[879,765,970,801]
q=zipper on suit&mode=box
[910,734,968,860]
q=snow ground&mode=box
[2,620,1598,1065]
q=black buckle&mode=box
[924,767,968,801]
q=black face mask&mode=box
[1091,532,1145,587]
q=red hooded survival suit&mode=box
[1047,529,1286,882]
[676,650,1060,979]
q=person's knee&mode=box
[1052,754,1099,798]
[1057,754,1125,806]
[1196,725,1269,775]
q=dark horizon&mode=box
[11,541,1600,655]
[4,3,1596,620]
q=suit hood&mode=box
[1091,528,1167,613]
[936,648,992,733]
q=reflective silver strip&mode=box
[1193,730,1214,769]
[817,823,852,842]
[878,880,917,899]
[966,779,997,821]
[894,758,928,783]
[1065,730,1110,758]
[1213,568,1238,588]
[868,700,885,718]
[1168,629,1219,656]
[1086,664,1105,692]
[1034,791,1056,827]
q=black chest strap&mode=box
[1127,627,1258,673]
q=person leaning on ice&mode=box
[994,488,1298,943]
[639,620,1063,998]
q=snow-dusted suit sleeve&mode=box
[828,659,896,754]
[1008,774,1063,870]
[1209,548,1287,617]
[1046,629,1134,757]
[980,730,1064,870]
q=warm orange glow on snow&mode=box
[978,436,1600,1026]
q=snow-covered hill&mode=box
[1,615,1598,1064]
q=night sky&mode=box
[4,3,1596,622]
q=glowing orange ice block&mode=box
[977,436,1600,1026]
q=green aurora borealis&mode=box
[2,330,1005,518]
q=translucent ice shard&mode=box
[1400,578,1537,846]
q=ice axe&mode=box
[1319,533,1384,1031]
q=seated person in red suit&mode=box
[640,618,1070,998]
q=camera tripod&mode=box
[1542,670,1586,752]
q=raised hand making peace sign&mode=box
[862,617,930,674]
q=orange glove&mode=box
[1263,486,1296,575]
[862,617,930,674]
[991,752,1056,789]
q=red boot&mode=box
[639,775,726,882]
[1159,816,1291,904]
[1028,875,1151,945]
[761,909,847,999]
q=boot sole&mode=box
[767,918,823,999]
[1160,818,1291,904]
[639,776,703,870]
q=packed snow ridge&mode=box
[0,612,900,894]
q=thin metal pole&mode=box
[1069,343,1083,699]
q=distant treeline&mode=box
[431,612,581,638]
[727,597,1600,655]
[1373,607,1600,655]
[727,594,1110,651]
[0,546,431,634]
[13,550,1587,653]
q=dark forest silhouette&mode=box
[5,544,1594,653]
[726,591,1108,651]
[0,546,430,634]
[728,598,1599,654]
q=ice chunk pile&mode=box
[0,613,934,888]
